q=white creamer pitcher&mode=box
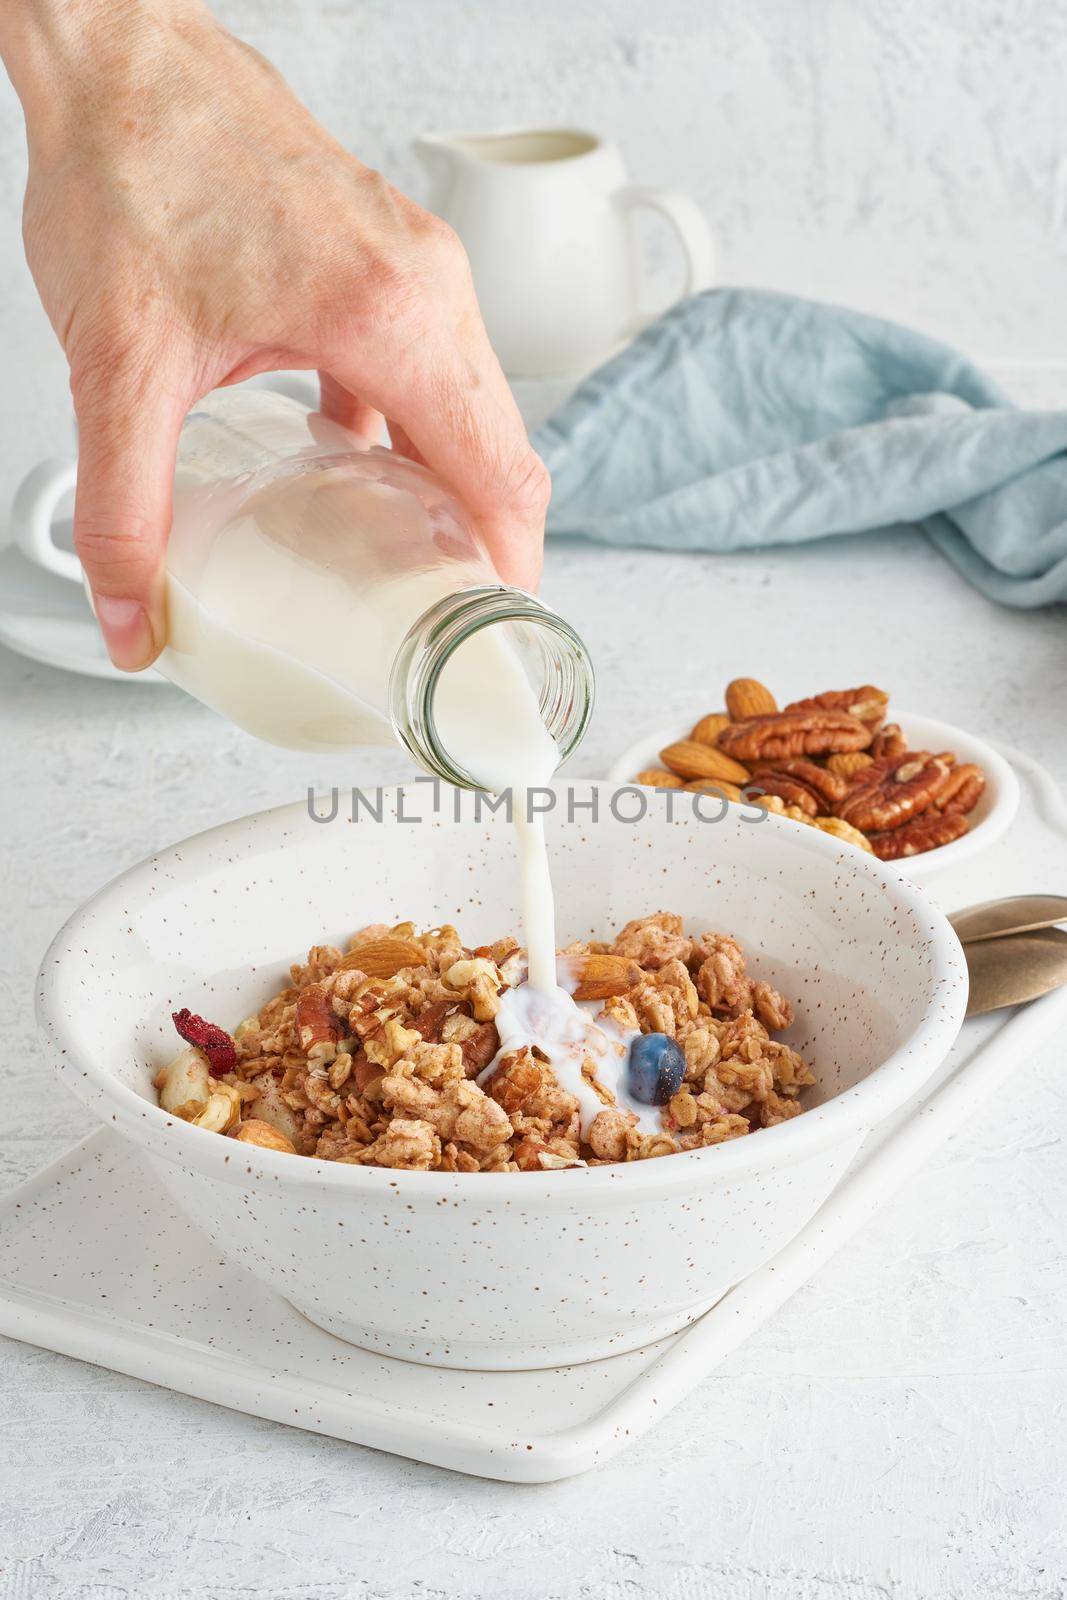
[415,126,715,378]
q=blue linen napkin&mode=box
[532,289,1067,608]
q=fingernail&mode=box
[93,595,157,671]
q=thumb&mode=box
[73,369,188,670]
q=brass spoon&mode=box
[963,926,1067,1016]
[949,893,1067,945]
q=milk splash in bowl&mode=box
[433,634,658,1141]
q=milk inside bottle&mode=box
[158,388,592,990]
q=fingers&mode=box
[317,372,385,444]
[364,366,549,591]
[324,222,549,592]
[331,355,549,591]
[386,346,549,593]
[72,359,189,670]
[383,419,425,467]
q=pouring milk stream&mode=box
[156,390,658,1137]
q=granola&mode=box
[153,914,813,1171]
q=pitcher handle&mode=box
[617,185,715,321]
[11,457,82,583]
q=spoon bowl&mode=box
[964,927,1067,1016]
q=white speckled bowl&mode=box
[36,783,967,1370]
[608,711,1019,881]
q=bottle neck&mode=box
[388,585,595,789]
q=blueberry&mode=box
[627,1032,686,1106]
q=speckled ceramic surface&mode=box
[608,711,1020,881]
[34,781,966,1372]
[4,984,1065,1483]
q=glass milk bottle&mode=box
[159,389,594,789]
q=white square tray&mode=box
[2,745,1064,1483]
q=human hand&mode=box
[4,0,548,667]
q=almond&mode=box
[340,936,426,978]
[683,779,743,801]
[633,768,684,789]
[725,678,778,720]
[689,712,731,745]
[232,1117,297,1154]
[571,953,642,1001]
[659,739,750,784]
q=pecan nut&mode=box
[460,1020,501,1076]
[410,999,461,1042]
[718,709,873,762]
[295,984,342,1054]
[748,772,820,816]
[783,685,889,728]
[352,1050,384,1095]
[934,762,986,816]
[826,751,874,781]
[870,722,907,759]
[867,811,969,859]
[751,757,848,809]
[837,752,949,832]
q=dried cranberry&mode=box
[172,1008,237,1077]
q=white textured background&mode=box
[2,3,1066,1598]
[2,0,1067,489]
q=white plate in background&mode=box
[0,540,166,683]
